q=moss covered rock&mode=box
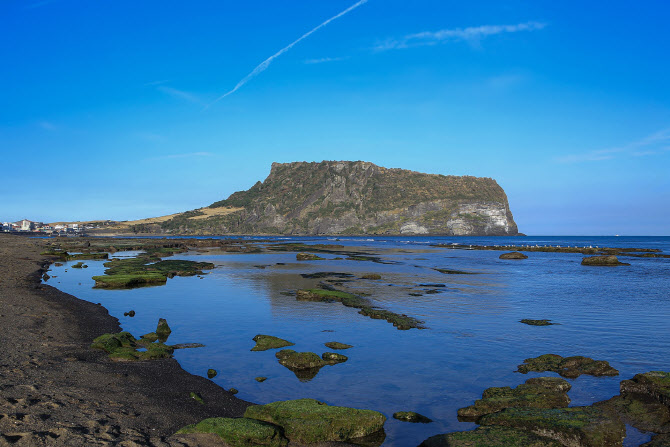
[322,352,348,364]
[361,273,382,280]
[276,350,326,370]
[156,318,172,337]
[243,398,386,446]
[581,255,630,266]
[457,377,571,422]
[251,334,295,351]
[92,273,167,288]
[296,253,325,261]
[91,331,136,352]
[255,377,267,382]
[418,426,562,447]
[517,354,619,379]
[392,411,432,423]
[500,252,529,260]
[479,406,625,447]
[207,369,217,379]
[176,417,288,447]
[620,371,670,407]
[596,371,670,434]
[325,341,353,350]
[358,307,424,330]
[91,331,173,361]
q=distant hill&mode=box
[123,161,519,236]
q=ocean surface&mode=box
[46,236,670,446]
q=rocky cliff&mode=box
[153,161,519,236]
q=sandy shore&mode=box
[0,234,250,446]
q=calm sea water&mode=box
[46,236,670,446]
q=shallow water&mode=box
[47,236,670,446]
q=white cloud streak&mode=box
[207,0,368,108]
[376,21,546,51]
[556,128,670,163]
[157,86,204,105]
[304,56,348,65]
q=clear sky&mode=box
[2,0,669,235]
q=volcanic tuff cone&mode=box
[145,161,519,236]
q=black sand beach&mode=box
[0,234,250,446]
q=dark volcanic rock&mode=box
[520,319,558,326]
[500,251,528,260]
[517,354,619,379]
[392,411,432,423]
[457,377,571,422]
[418,426,562,447]
[581,255,630,266]
[478,406,626,447]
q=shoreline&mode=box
[0,234,251,446]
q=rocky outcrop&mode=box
[158,161,519,236]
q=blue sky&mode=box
[1,0,669,235]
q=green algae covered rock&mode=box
[275,350,326,370]
[418,426,562,447]
[156,318,172,337]
[325,341,353,350]
[177,417,288,447]
[479,406,625,447]
[91,331,173,361]
[500,252,529,260]
[621,371,670,407]
[296,253,325,261]
[243,398,386,445]
[358,306,425,330]
[251,335,294,351]
[581,255,630,266]
[91,331,136,352]
[189,392,205,405]
[92,273,167,288]
[517,354,619,379]
[458,377,571,422]
[207,369,217,379]
[256,377,267,382]
[322,352,348,364]
[596,371,670,434]
[392,411,432,423]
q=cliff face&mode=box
[158,161,519,236]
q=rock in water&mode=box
[153,161,520,236]
[324,341,353,350]
[207,369,217,379]
[500,251,528,259]
[243,398,386,445]
[517,354,619,379]
[156,318,171,337]
[393,411,432,423]
[457,377,571,422]
[251,335,294,351]
[581,255,630,266]
[478,406,625,447]
[418,426,562,447]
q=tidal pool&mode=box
[47,236,670,446]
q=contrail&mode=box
[207,0,368,108]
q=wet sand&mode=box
[0,234,250,446]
